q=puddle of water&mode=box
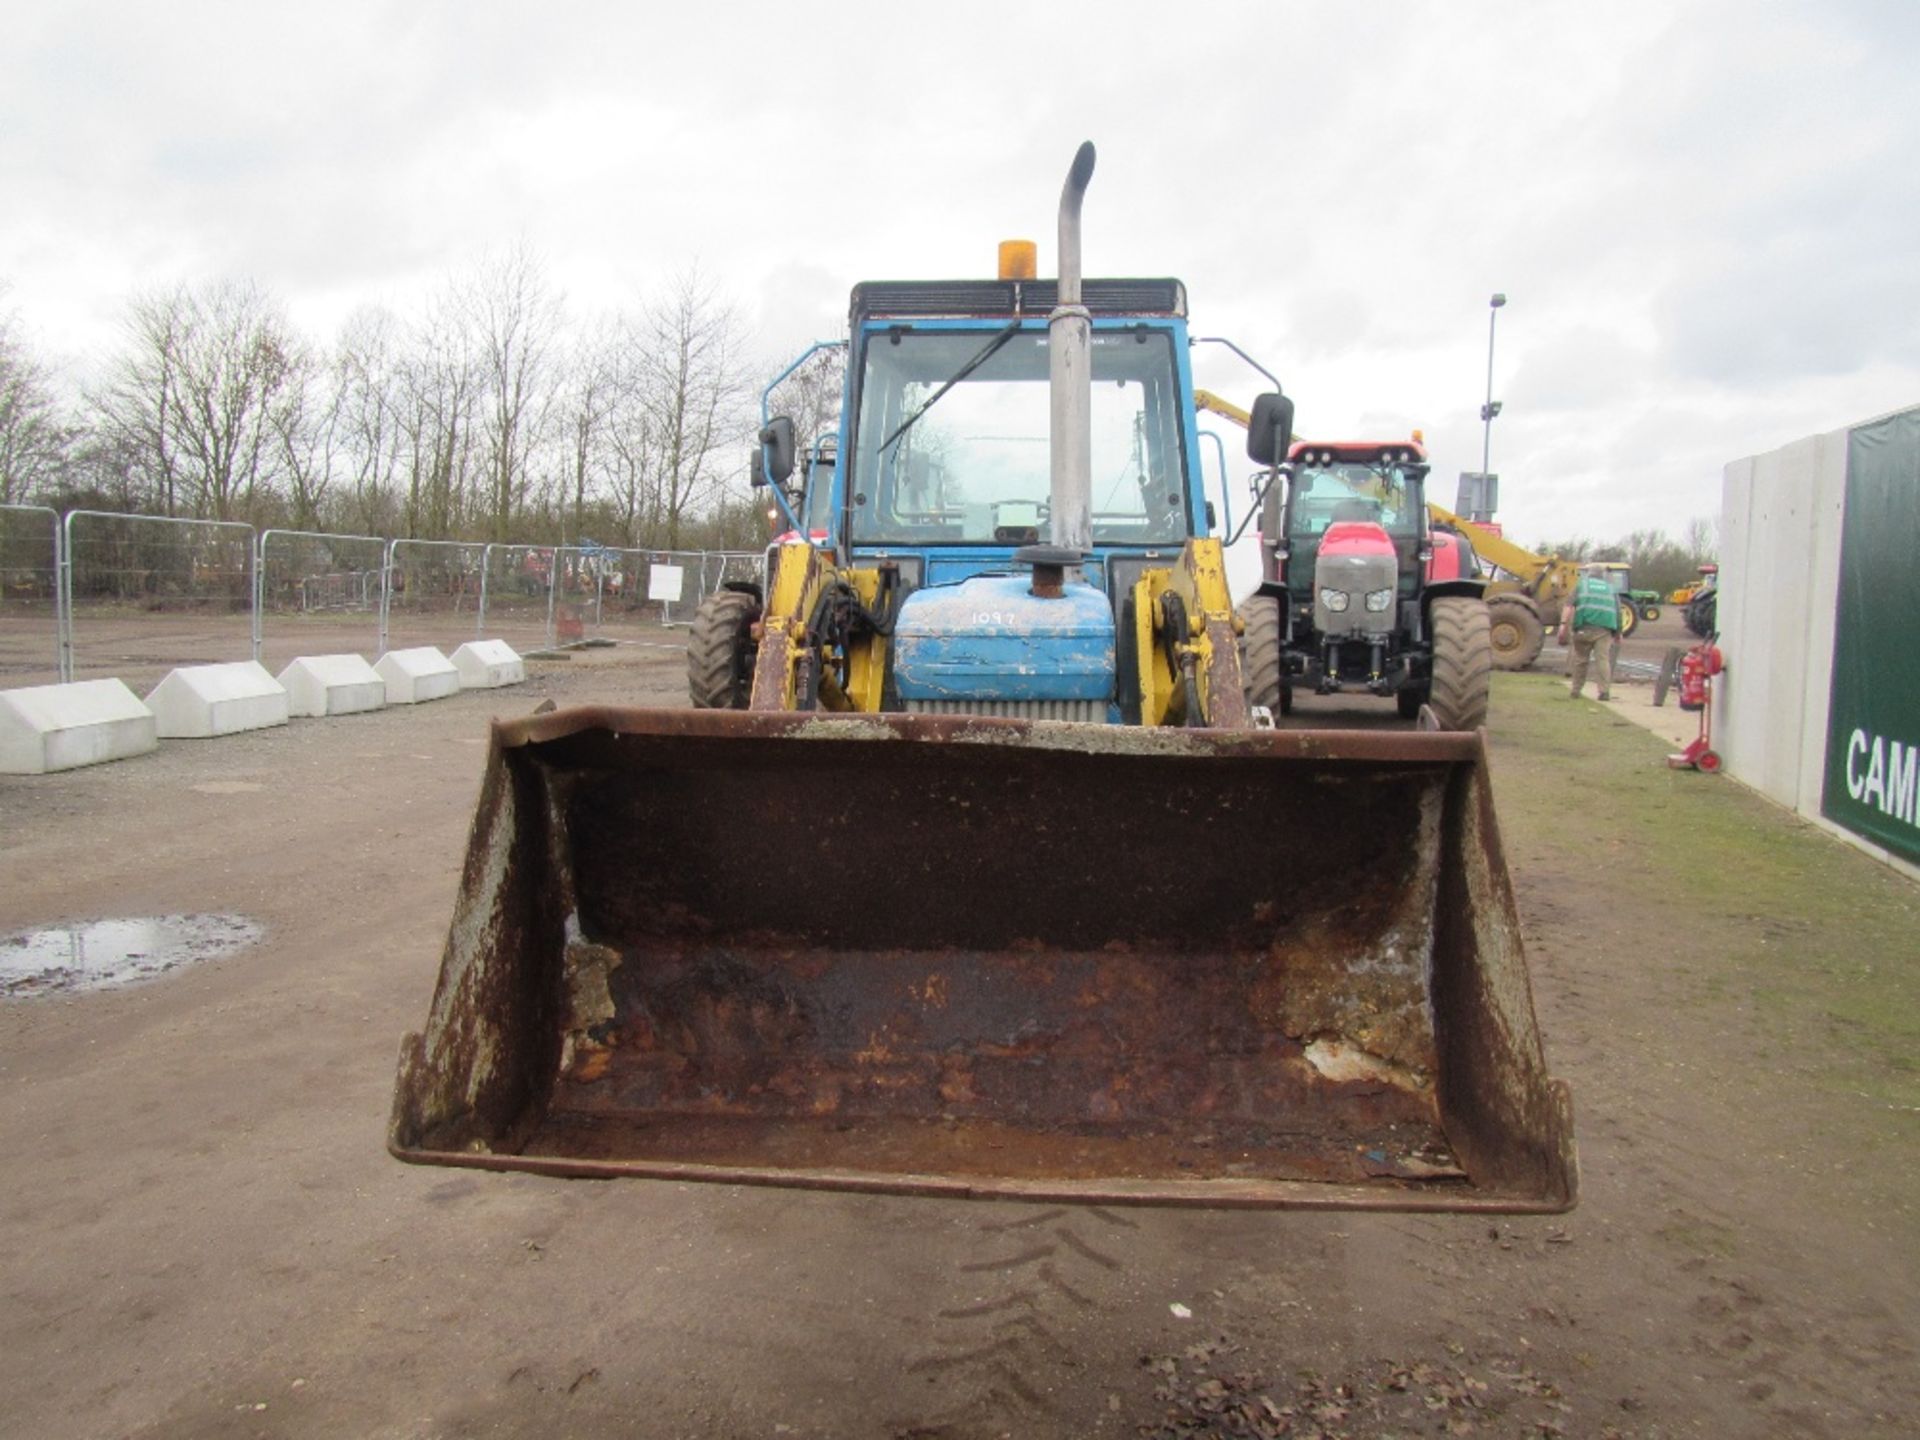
[0,914,263,998]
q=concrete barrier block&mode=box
[452,639,526,689]
[375,647,461,705]
[0,679,159,774]
[146,662,290,739]
[277,654,387,718]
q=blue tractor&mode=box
[389,145,1576,1215]
[687,143,1261,727]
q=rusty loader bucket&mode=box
[390,709,1576,1211]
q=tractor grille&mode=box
[903,699,1106,722]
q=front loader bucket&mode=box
[390,709,1575,1212]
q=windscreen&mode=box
[1287,464,1423,541]
[848,327,1189,546]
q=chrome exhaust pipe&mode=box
[1048,141,1096,555]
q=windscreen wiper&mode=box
[878,319,1025,454]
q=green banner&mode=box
[1822,408,1920,863]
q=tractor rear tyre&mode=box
[688,589,760,709]
[1686,591,1717,637]
[1427,597,1493,731]
[1486,593,1545,671]
[1241,595,1283,712]
[1618,600,1640,638]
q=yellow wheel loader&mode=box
[389,146,1576,1212]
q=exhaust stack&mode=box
[1048,141,1096,555]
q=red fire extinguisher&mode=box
[1668,640,1725,771]
[1676,643,1723,713]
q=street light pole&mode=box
[1480,292,1507,481]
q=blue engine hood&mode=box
[892,574,1116,703]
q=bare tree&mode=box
[555,316,623,540]
[93,280,297,521]
[397,285,480,539]
[600,335,655,547]
[332,306,406,536]
[462,246,562,543]
[267,337,337,531]
[0,296,71,505]
[1682,515,1717,565]
[634,269,754,550]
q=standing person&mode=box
[1558,562,1623,700]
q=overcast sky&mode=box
[5,0,1916,563]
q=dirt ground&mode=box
[2,639,1916,1440]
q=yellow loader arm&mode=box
[1427,503,1580,607]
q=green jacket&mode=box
[1571,574,1622,632]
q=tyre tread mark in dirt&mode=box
[889,1211,1123,1434]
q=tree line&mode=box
[1528,522,1719,599]
[0,252,802,555]
[3,265,1718,582]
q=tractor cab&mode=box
[741,274,1259,723]
[1275,444,1429,605]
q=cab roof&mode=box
[851,278,1186,326]
[1288,439,1428,465]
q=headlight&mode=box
[1365,588,1394,612]
[1319,587,1350,613]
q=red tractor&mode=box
[1241,424,1493,729]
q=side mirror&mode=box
[759,416,796,485]
[1246,392,1294,465]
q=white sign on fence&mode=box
[647,564,685,603]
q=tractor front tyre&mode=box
[1241,595,1283,712]
[688,589,759,709]
[1427,597,1493,731]
[1641,603,1662,623]
[1486,593,1545,671]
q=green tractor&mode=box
[1597,562,1661,630]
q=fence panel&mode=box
[478,544,559,655]
[548,545,620,645]
[253,529,388,675]
[62,512,255,694]
[0,504,61,687]
[380,539,489,658]
[702,550,766,596]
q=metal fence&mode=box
[61,511,255,692]
[477,543,559,655]
[254,529,388,676]
[0,509,770,696]
[380,539,489,658]
[0,503,62,687]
